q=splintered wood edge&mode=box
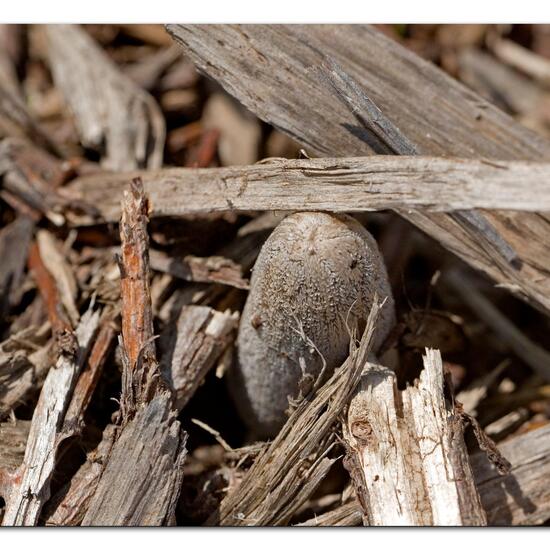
[346,348,486,526]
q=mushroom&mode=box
[229,212,395,437]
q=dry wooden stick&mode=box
[207,300,380,526]
[443,269,550,382]
[489,35,550,87]
[0,325,51,420]
[45,25,165,171]
[61,315,117,437]
[309,424,550,526]
[80,179,187,526]
[67,156,550,223]
[166,24,550,316]
[160,305,238,411]
[343,352,487,526]
[149,249,249,289]
[1,306,100,526]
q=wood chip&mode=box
[45,25,165,171]
[166,24,550,316]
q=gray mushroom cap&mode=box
[229,212,395,437]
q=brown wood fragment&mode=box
[1,307,100,526]
[27,241,74,348]
[45,25,165,171]
[149,249,249,289]
[43,424,117,526]
[160,305,238,410]
[67,156,550,223]
[79,178,187,526]
[472,424,550,525]
[0,325,51,419]
[165,24,550,316]
[61,315,117,436]
[36,230,79,327]
[0,216,35,323]
[207,300,380,526]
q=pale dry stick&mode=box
[444,269,550,382]
[1,307,100,526]
[343,351,487,526]
[165,24,550,316]
[316,423,550,526]
[489,35,550,87]
[66,156,550,223]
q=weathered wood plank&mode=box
[166,24,550,315]
[344,352,486,526]
[66,156,550,221]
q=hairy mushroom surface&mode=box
[230,212,395,437]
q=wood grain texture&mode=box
[67,156,550,220]
[344,351,486,526]
[1,308,100,526]
[160,305,238,411]
[166,24,550,315]
[471,424,550,525]
[323,424,550,526]
[45,25,165,171]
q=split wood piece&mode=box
[0,325,51,420]
[150,249,249,289]
[67,156,550,224]
[45,25,165,171]
[471,423,550,525]
[344,350,487,526]
[0,216,35,323]
[27,241,74,345]
[166,24,550,315]
[61,315,117,437]
[43,424,117,527]
[117,179,159,417]
[0,138,70,226]
[1,307,100,526]
[296,500,364,527]
[207,300,380,526]
[160,305,238,411]
[36,230,80,327]
[315,424,550,526]
[80,395,187,526]
[80,179,187,526]
[443,269,550,382]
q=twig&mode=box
[444,269,550,382]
